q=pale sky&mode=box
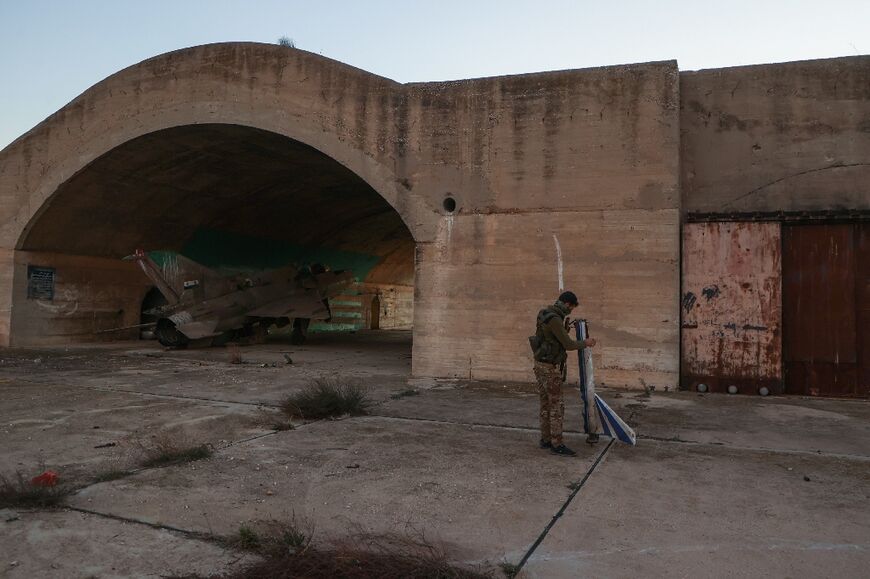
[1,0,868,149]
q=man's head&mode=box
[558,290,579,312]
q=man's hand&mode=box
[584,338,597,348]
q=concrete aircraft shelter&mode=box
[1,43,868,393]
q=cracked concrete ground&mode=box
[1,330,869,578]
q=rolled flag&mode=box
[573,319,637,446]
[595,394,637,445]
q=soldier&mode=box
[530,291,597,456]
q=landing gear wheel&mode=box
[155,319,189,348]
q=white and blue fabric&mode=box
[574,319,637,446]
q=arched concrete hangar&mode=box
[1,43,867,396]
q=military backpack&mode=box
[529,307,567,365]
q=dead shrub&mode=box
[0,471,70,509]
[134,430,213,469]
[231,515,314,555]
[207,529,491,579]
[280,377,371,420]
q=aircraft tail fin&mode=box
[130,249,180,305]
[130,250,234,301]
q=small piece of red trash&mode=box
[31,470,59,487]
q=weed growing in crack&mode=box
[0,471,70,509]
[141,444,212,468]
[237,525,260,550]
[93,469,134,483]
[236,515,314,555]
[279,522,310,551]
[254,408,295,432]
[281,377,371,420]
[499,561,521,578]
[134,431,213,469]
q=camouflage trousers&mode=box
[534,361,565,446]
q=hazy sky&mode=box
[1,0,868,148]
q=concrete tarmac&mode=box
[1,331,868,577]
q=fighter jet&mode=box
[129,249,353,347]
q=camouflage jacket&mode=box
[532,301,586,365]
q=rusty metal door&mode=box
[858,224,870,396]
[782,224,866,397]
[682,222,783,394]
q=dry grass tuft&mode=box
[208,528,490,579]
[0,471,70,509]
[93,469,135,483]
[280,378,371,420]
[134,431,213,469]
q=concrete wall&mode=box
[0,249,13,345]
[8,251,150,345]
[681,56,870,214]
[409,65,681,386]
[0,43,679,387]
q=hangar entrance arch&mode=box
[14,123,416,350]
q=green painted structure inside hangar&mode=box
[149,229,377,332]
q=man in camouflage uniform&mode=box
[531,291,597,456]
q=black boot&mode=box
[550,444,577,457]
[539,439,553,449]
[586,433,600,445]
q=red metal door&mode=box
[856,223,870,396]
[681,222,783,394]
[782,224,863,397]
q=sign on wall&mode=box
[27,265,56,300]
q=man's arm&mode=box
[546,317,586,351]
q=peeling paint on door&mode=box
[681,222,783,394]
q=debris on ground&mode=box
[30,471,59,487]
[0,509,19,522]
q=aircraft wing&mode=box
[168,311,222,339]
[245,294,331,320]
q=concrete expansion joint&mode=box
[636,434,870,462]
[366,413,554,433]
[64,505,221,545]
[80,384,283,410]
[66,418,333,497]
[514,439,615,574]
